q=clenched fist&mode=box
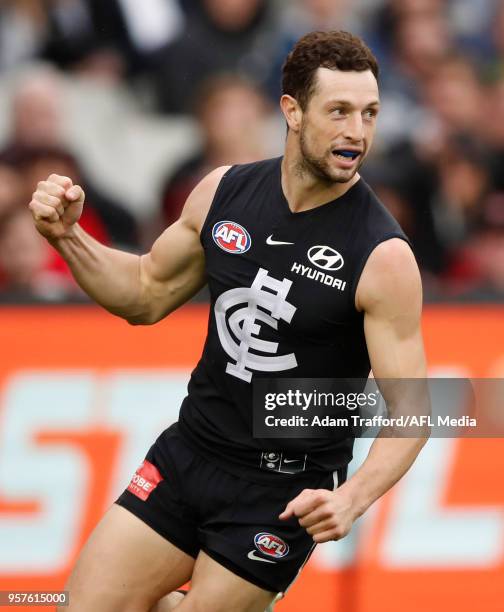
[279,487,356,543]
[29,174,85,240]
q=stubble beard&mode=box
[298,121,363,184]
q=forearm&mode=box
[338,436,427,519]
[51,224,148,322]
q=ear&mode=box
[280,95,303,133]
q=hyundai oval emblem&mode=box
[307,245,344,271]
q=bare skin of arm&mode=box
[29,167,229,324]
[280,238,429,542]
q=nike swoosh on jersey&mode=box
[247,550,277,563]
[283,459,301,463]
[266,235,294,246]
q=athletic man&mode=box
[29,31,428,612]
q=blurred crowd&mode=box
[0,0,502,301]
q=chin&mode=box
[326,166,357,184]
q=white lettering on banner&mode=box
[214,268,298,382]
[104,372,186,502]
[0,374,92,573]
[381,437,504,567]
[0,371,188,573]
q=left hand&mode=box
[279,488,356,543]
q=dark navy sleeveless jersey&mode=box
[177,156,409,481]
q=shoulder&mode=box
[213,158,280,191]
[180,165,231,233]
[355,237,422,316]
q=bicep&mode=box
[138,165,229,322]
[358,239,427,379]
[140,217,207,320]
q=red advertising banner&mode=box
[0,305,503,611]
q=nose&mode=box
[342,112,364,142]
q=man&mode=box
[29,31,428,612]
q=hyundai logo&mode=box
[307,245,344,271]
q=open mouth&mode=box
[331,149,361,161]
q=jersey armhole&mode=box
[199,166,235,246]
[350,233,413,310]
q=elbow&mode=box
[126,313,157,326]
[125,305,169,326]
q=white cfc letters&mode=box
[214,268,297,382]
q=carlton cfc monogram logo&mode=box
[214,268,297,382]
[213,221,251,254]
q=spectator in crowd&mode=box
[0,149,112,299]
[462,195,504,294]
[484,76,504,191]
[0,0,47,72]
[6,66,64,149]
[150,0,279,113]
[368,0,453,146]
[1,67,139,249]
[421,54,485,149]
[431,136,504,295]
[160,74,272,227]
[0,206,74,300]
[0,163,24,226]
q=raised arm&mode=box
[280,238,429,541]
[29,167,229,324]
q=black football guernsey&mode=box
[177,156,410,482]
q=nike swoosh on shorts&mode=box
[247,550,277,563]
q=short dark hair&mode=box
[282,31,379,110]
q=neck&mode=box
[281,134,360,213]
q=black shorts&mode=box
[116,424,345,593]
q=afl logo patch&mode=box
[254,532,289,558]
[213,220,251,254]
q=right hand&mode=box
[29,174,85,240]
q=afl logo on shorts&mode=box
[213,220,251,254]
[254,532,289,558]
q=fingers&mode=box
[29,200,60,223]
[279,501,295,520]
[279,488,351,543]
[65,184,85,203]
[313,529,341,544]
[298,506,332,529]
[32,189,65,216]
[279,489,320,520]
[48,174,73,190]
[38,180,66,199]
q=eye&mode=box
[330,107,345,118]
[363,108,378,120]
